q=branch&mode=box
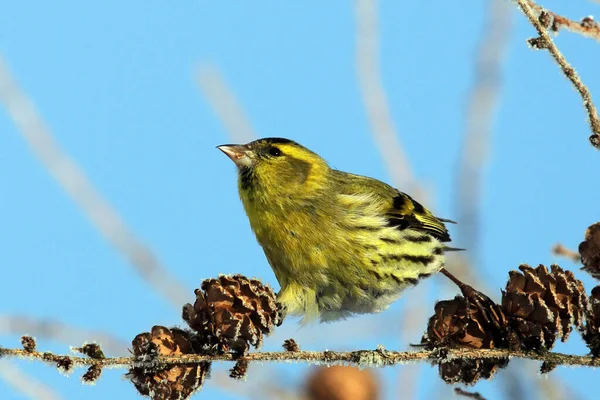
[195,63,257,143]
[552,243,581,263]
[0,315,129,355]
[354,2,432,396]
[0,58,190,307]
[525,0,600,44]
[514,0,600,149]
[454,388,487,400]
[355,0,418,194]
[0,360,64,400]
[455,0,512,276]
[0,347,598,369]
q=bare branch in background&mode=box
[552,243,581,263]
[514,0,600,149]
[354,1,433,397]
[0,315,128,355]
[0,58,190,308]
[355,0,418,195]
[195,63,257,143]
[454,387,487,400]
[0,361,63,400]
[452,4,570,399]
[525,1,600,44]
[454,0,512,278]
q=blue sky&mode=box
[1,1,599,399]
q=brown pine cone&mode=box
[182,274,283,355]
[502,264,587,352]
[424,296,496,349]
[126,326,210,400]
[438,358,508,385]
[582,286,600,356]
[580,223,600,280]
[421,295,509,384]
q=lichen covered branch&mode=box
[2,345,599,370]
[524,1,600,43]
[514,0,600,148]
[4,251,600,399]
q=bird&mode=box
[217,137,457,323]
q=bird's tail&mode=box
[442,246,466,252]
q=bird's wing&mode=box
[334,171,453,242]
[385,191,452,242]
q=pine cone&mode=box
[580,223,600,280]
[421,295,509,384]
[182,274,283,355]
[424,296,491,349]
[438,358,508,385]
[127,326,210,400]
[582,286,600,356]
[502,264,587,352]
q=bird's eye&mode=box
[269,147,282,157]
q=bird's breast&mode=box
[243,199,341,276]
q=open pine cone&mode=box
[127,326,210,400]
[182,274,283,355]
[502,264,587,352]
[422,264,588,383]
[422,295,509,384]
[582,286,600,356]
[580,222,600,280]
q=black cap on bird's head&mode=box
[217,138,302,168]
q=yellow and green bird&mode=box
[218,137,456,323]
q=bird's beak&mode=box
[217,144,253,167]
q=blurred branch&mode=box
[0,315,128,355]
[355,0,418,194]
[0,58,190,307]
[0,361,63,400]
[195,63,257,143]
[2,346,599,369]
[452,4,573,399]
[552,243,581,263]
[524,1,600,43]
[454,388,485,400]
[354,2,432,398]
[455,0,512,277]
[514,0,600,149]
[454,388,487,400]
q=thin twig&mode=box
[455,0,512,276]
[454,387,487,400]
[1,347,599,369]
[354,2,432,397]
[355,0,418,194]
[514,0,600,149]
[195,63,257,144]
[453,6,543,398]
[0,360,64,400]
[525,0,600,44]
[552,243,581,263]
[0,58,190,307]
